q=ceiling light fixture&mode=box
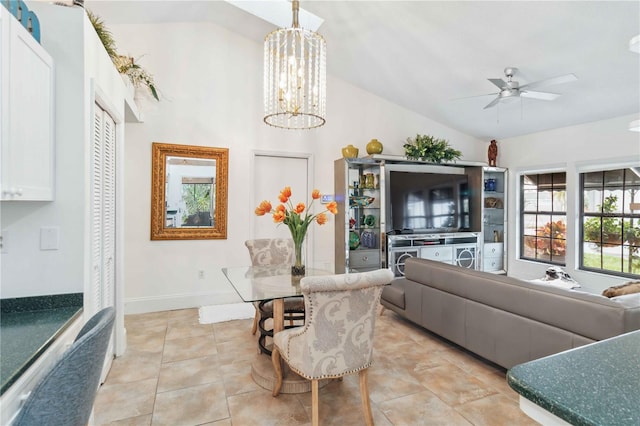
[630,34,640,53]
[263,0,326,129]
[629,119,640,132]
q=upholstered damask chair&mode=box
[271,269,394,426]
[244,239,305,354]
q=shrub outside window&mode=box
[521,172,567,265]
[580,168,640,277]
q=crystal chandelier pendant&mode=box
[263,0,326,129]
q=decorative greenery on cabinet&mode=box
[403,134,462,163]
[87,10,159,101]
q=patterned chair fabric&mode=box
[245,238,295,266]
[271,269,394,425]
[244,239,305,354]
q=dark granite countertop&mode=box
[507,330,640,426]
[0,294,83,395]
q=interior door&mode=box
[91,102,116,379]
[252,153,312,261]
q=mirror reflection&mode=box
[165,157,217,228]
[151,143,228,240]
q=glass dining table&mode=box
[221,265,332,393]
[222,265,330,336]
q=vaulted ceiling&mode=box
[86,1,640,140]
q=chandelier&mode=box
[263,0,326,129]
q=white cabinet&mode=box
[0,7,54,201]
[482,242,504,272]
[388,233,479,276]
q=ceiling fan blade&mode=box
[488,78,507,89]
[521,90,561,101]
[483,97,501,109]
[451,92,498,101]
[520,73,577,90]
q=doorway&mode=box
[251,152,314,264]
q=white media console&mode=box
[388,232,479,277]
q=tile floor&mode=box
[93,307,538,425]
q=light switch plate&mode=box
[40,227,59,250]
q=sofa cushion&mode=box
[611,293,640,308]
[381,285,405,309]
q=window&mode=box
[521,172,567,265]
[580,168,640,277]
[181,177,215,227]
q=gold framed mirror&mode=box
[151,142,228,240]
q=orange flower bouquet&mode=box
[255,187,338,276]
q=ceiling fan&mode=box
[478,67,577,109]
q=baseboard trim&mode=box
[124,291,240,314]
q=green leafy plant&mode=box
[86,11,118,61]
[87,10,159,101]
[403,134,462,163]
[584,195,622,245]
[584,194,640,274]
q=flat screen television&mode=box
[385,165,471,233]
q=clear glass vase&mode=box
[291,240,305,277]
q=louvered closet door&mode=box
[91,108,104,311]
[101,113,116,309]
[91,103,116,312]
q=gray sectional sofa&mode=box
[381,257,640,369]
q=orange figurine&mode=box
[488,139,498,167]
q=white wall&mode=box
[500,113,640,293]
[109,21,485,313]
[1,4,129,306]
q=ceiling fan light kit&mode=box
[263,0,327,129]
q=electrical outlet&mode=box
[198,270,205,279]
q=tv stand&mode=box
[388,232,479,276]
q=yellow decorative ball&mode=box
[366,139,383,155]
[341,144,359,158]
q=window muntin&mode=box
[580,168,640,277]
[521,172,567,265]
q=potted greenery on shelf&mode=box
[114,55,159,101]
[87,10,159,101]
[403,134,462,163]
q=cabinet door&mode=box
[1,12,54,200]
[483,242,503,258]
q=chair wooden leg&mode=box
[271,347,283,397]
[359,369,374,426]
[251,308,258,335]
[311,379,319,426]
